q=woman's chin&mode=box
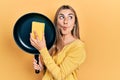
[61,32,68,35]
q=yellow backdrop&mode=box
[0,0,120,80]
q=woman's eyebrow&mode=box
[58,13,64,16]
[58,13,74,16]
[68,13,74,16]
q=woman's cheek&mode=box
[57,21,63,27]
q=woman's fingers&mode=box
[33,63,39,70]
[30,33,35,44]
[34,31,39,39]
[30,33,38,47]
[30,32,40,44]
[33,58,43,71]
[30,31,46,51]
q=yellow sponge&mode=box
[32,21,45,40]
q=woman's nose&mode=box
[63,18,68,24]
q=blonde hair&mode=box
[49,5,80,55]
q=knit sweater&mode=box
[39,39,86,80]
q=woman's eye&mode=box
[68,16,73,19]
[59,16,64,19]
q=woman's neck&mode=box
[62,34,76,45]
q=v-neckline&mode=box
[64,39,78,47]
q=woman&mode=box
[30,5,86,80]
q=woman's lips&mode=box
[63,27,67,30]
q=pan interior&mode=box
[13,13,56,54]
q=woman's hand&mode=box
[30,31,46,51]
[33,56,44,71]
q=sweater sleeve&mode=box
[39,44,86,80]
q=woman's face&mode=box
[57,9,75,35]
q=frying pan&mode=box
[13,13,56,73]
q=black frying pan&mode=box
[13,13,56,73]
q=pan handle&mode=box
[34,55,40,74]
